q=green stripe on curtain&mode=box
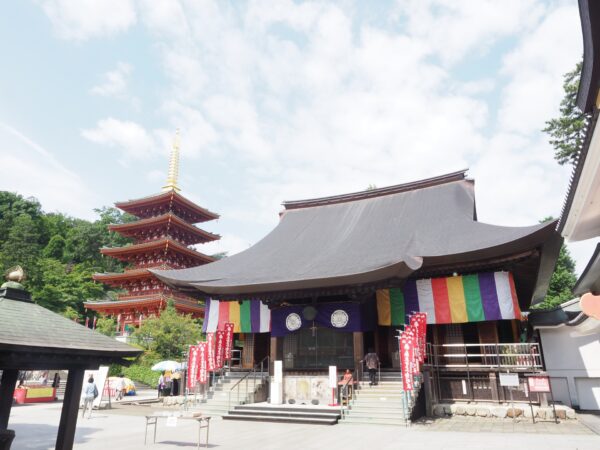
[462,274,485,322]
[390,288,405,326]
[240,300,252,333]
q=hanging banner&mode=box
[377,271,522,325]
[203,299,271,333]
[400,334,414,391]
[198,342,208,384]
[187,345,200,390]
[206,332,216,371]
[224,322,234,361]
[215,331,226,368]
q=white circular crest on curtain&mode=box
[285,313,302,331]
[331,309,349,328]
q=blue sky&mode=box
[0,0,595,273]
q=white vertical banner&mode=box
[328,366,337,389]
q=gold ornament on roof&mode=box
[1,265,26,290]
[162,129,182,192]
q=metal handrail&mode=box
[227,356,270,411]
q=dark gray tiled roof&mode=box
[0,288,140,357]
[153,173,558,297]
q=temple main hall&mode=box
[154,170,560,410]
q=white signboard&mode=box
[80,366,109,408]
[274,360,283,384]
[166,416,178,427]
[499,373,519,387]
[328,366,337,389]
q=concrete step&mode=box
[340,417,408,426]
[348,405,406,413]
[224,414,338,425]
[345,411,406,420]
[231,409,340,419]
[235,405,340,414]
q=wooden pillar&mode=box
[269,337,279,375]
[0,369,18,430]
[55,368,85,450]
[353,332,364,368]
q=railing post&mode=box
[465,344,473,401]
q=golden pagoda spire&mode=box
[162,129,182,192]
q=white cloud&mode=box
[0,123,99,219]
[32,0,590,272]
[91,62,133,98]
[81,118,158,164]
[39,0,137,41]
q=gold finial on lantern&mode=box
[2,265,26,290]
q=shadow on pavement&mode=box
[11,423,99,449]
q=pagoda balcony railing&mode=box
[425,343,543,371]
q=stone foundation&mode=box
[431,403,576,420]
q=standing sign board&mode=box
[528,376,551,393]
[499,373,519,387]
[80,366,109,409]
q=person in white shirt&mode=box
[115,375,126,401]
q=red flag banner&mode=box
[198,342,208,384]
[207,332,216,371]
[215,331,226,368]
[400,334,415,391]
[187,345,200,390]
[224,322,234,361]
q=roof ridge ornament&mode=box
[162,129,182,193]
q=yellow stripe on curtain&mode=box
[376,290,391,325]
[446,276,468,323]
[228,302,241,333]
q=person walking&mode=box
[364,349,380,386]
[82,375,98,419]
[115,375,125,401]
[157,372,165,398]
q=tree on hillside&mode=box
[133,301,203,360]
[534,245,578,310]
[543,62,589,165]
[0,192,135,317]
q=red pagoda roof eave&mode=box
[84,298,204,314]
[115,190,219,223]
[100,238,215,263]
[108,213,220,243]
[93,268,152,279]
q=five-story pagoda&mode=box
[85,132,219,332]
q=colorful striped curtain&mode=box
[202,299,271,333]
[376,271,521,325]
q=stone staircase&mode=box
[224,405,341,425]
[340,371,414,426]
[189,371,266,417]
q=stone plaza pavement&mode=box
[7,402,600,450]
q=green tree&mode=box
[534,246,578,310]
[543,62,589,165]
[95,316,117,337]
[133,301,202,360]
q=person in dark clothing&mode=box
[364,349,379,386]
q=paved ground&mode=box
[7,401,600,450]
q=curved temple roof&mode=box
[152,172,557,297]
